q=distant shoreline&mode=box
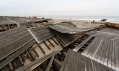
[44,16,119,23]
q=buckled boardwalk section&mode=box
[59,26,119,71]
[49,23,97,47]
[0,17,17,31]
[8,17,49,28]
[1,16,118,71]
[0,27,62,71]
[0,16,49,31]
[60,49,115,71]
[0,27,35,71]
[82,27,119,71]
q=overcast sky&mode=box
[0,0,119,16]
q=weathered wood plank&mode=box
[60,50,115,71]
[0,40,36,69]
[45,55,55,71]
[15,51,59,71]
[73,36,93,52]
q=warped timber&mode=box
[2,16,119,71]
[0,40,36,69]
[0,17,17,31]
[0,26,62,71]
[8,17,49,28]
[49,23,97,34]
[28,27,62,56]
[0,27,33,61]
[82,27,119,71]
[73,36,94,52]
[49,27,84,47]
[15,51,58,71]
[60,49,115,71]
[28,27,54,43]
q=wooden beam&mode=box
[0,40,36,69]
[53,58,62,70]
[15,51,59,71]
[73,36,93,52]
[45,55,55,71]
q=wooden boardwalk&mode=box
[0,27,62,71]
[1,18,119,71]
[100,27,119,34]
[15,51,59,71]
[0,18,17,31]
[0,27,34,61]
[28,27,54,43]
[60,49,115,71]
[49,23,95,34]
[8,18,48,28]
[50,29,83,47]
[73,36,94,52]
[82,28,119,71]
[0,27,36,70]
[28,27,62,55]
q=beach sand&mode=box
[51,19,101,28]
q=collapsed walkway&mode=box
[1,16,119,71]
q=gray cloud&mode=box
[0,0,119,16]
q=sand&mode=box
[50,19,101,28]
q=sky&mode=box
[0,0,119,16]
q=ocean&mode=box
[44,16,119,23]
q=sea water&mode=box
[44,16,119,23]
